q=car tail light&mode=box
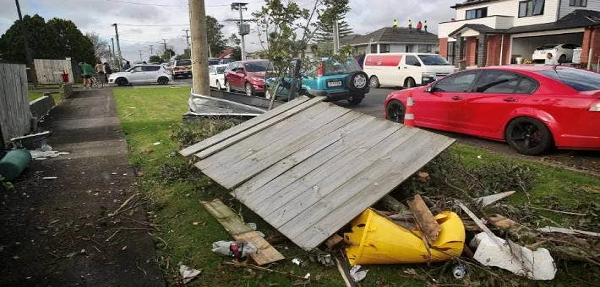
[317,62,324,77]
[590,102,600,112]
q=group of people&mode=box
[78,61,113,89]
[392,19,428,33]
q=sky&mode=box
[0,0,457,63]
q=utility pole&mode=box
[231,2,248,61]
[183,29,190,50]
[15,0,36,84]
[112,23,123,70]
[189,0,210,96]
[162,39,168,52]
[111,38,116,68]
[138,50,143,62]
[333,18,340,54]
[149,45,153,56]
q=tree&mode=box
[314,20,353,43]
[228,33,241,47]
[229,47,242,61]
[86,32,110,61]
[206,15,226,58]
[0,14,94,64]
[149,55,162,63]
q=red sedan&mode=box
[384,66,600,155]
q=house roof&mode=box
[340,27,438,46]
[450,0,496,9]
[448,10,600,38]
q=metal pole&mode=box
[112,24,123,70]
[138,50,143,62]
[239,6,246,61]
[15,0,37,84]
[162,39,168,52]
[189,0,210,96]
[183,29,190,50]
[111,38,116,68]
[149,45,153,56]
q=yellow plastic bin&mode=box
[344,209,465,265]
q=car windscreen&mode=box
[322,58,361,76]
[245,61,270,72]
[216,66,226,74]
[538,68,600,91]
[536,44,557,50]
[176,60,191,66]
[418,54,450,66]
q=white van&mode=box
[363,53,455,88]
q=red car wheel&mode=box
[386,100,405,124]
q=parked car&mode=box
[384,66,600,155]
[224,60,270,96]
[209,58,233,66]
[531,44,580,63]
[265,57,369,105]
[171,59,192,78]
[108,65,172,86]
[209,64,228,90]
[363,53,454,88]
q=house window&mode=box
[465,7,488,19]
[380,44,391,53]
[370,44,377,53]
[418,45,432,53]
[569,0,587,6]
[519,0,544,17]
[406,45,414,52]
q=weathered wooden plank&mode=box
[180,96,312,157]
[196,102,344,189]
[201,105,355,189]
[266,125,419,229]
[291,132,455,249]
[201,199,253,236]
[250,120,402,218]
[232,231,285,265]
[202,199,284,265]
[194,97,324,159]
[0,64,31,143]
[232,113,373,202]
[196,102,341,175]
[34,59,73,85]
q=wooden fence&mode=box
[0,64,32,143]
[34,58,75,85]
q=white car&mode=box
[209,64,228,90]
[531,44,580,63]
[108,65,172,86]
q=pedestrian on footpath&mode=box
[95,61,105,87]
[424,20,429,33]
[78,62,94,89]
[104,62,112,83]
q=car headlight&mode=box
[422,72,436,79]
[590,102,600,112]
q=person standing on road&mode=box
[79,62,94,89]
[104,62,112,83]
[95,61,105,87]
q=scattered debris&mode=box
[42,176,57,180]
[452,264,467,279]
[335,256,358,287]
[310,251,335,267]
[537,226,600,237]
[153,142,161,146]
[345,209,464,264]
[325,234,346,249]
[223,261,309,280]
[407,194,440,242]
[292,258,302,266]
[349,265,369,282]
[474,191,516,207]
[179,264,201,284]
[470,232,557,280]
[378,195,411,215]
[417,172,430,183]
[212,241,257,259]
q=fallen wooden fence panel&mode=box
[185,99,455,250]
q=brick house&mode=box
[438,0,600,69]
[341,27,439,56]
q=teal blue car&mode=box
[266,58,369,105]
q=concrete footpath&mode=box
[0,89,164,286]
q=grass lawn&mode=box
[114,86,600,286]
[29,92,63,104]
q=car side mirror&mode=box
[424,85,434,93]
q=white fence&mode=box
[0,64,32,143]
[34,58,75,85]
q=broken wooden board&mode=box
[407,194,440,242]
[185,100,455,250]
[201,199,285,265]
[474,191,516,207]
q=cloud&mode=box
[0,0,459,62]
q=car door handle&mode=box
[451,96,462,100]
[503,97,518,102]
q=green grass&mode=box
[114,87,600,286]
[29,92,63,104]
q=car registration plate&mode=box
[327,80,342,87]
